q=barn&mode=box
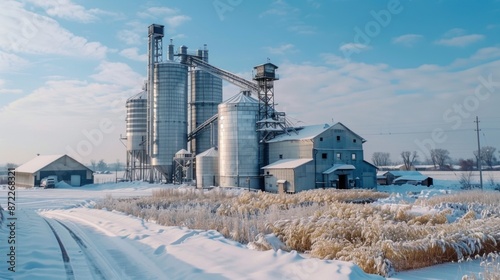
[262,122,377,193]
[15,154,94,188]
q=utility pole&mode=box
[475,116,483,189]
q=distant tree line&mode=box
[89,159,123,172]
[372,146,499,171]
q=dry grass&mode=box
[96,188,387,244]
[96,187,500,277]
[463,253,500,280]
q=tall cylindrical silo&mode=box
[190,47,222,155]
[196,147,219,189]
[126,91,147,156]
[218,91,260,188]
[151,61,188,180]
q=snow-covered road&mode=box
[0,184,385,280]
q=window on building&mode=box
[352,153,356,160]
[353,139,357,143]
[322,153,327,159]
[320,137,323,141]
[279,154,283,159]
[336,153,341,160]
[337,136,341,141]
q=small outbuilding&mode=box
[377,170,433,186]
[15,154,93,188]
[262,158,314,193]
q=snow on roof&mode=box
[16,154,65,173]
[323,164,356,174]
[175,149,190,155]
[394,175,430,182]
[127,90,147,101]
[266,124,330,143]
[196,147,218,157]
[388,171,424,177]
[223,91,258,104]
[262,158,313,169]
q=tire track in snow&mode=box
[43,211,170,279]
[55,220,106,280]
[43,219,75,280]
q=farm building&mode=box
[262,122,377,193]
[15,154,93,188]
[377,170,433,186]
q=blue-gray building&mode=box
[15,154,93,188]
[262,122,377,193]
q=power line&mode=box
[360,127,499,136]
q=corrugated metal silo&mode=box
[195,147,219,188]
[218,91,260,188]
[151,61,188,180]
[126,90,147,156]
[190,46,222,155]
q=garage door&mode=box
[70,175,81,186]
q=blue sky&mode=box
[1,0,500,166]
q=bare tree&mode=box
[113,159,122,171]
[430,149,450,170]
[97,159,107,172]
[372,152,390,167]
[474,146,497,169]
[401,151,418,170]
[90,159,97,171]
[458,171,475,190]
[6,163,18,169]
[458,158,475,171]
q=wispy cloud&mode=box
[260,1,300,18]
[0,61,144,162]
[392,34,423,47]
[90,61,144,88]
[0,79,22,94]
[260,1,316,35]
[339,43,372,53]
[436,29,484,47]
[117,21,144,46]
[164,15,191,30]
[0,1,108,58]
[23,0,118,23]
[450,47,500,68]
[119,48,148,62]
[288,24,316,35]
[273,51,500,159]
[0,51,29,72]
[137,6,190,32]
[264,44,297,55]
[137,7,178,18]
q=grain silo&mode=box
[218,91,260,188]
[125,90,148,180]
[190,46,222,156]
[150,60,188,180]
[195,147,219,188]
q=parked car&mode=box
[40,176,57,189]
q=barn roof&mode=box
[15,154,91,174]
[393,175,431,182]
[266,124,330,143]
[262,158,313,169]
[323,164,356,175]
[16,155,65,173]
[266,122,366,143]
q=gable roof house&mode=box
[15,155,94,188]
[377,170,433,186]
[262,122,377,193]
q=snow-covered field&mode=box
[0,171,498,279]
